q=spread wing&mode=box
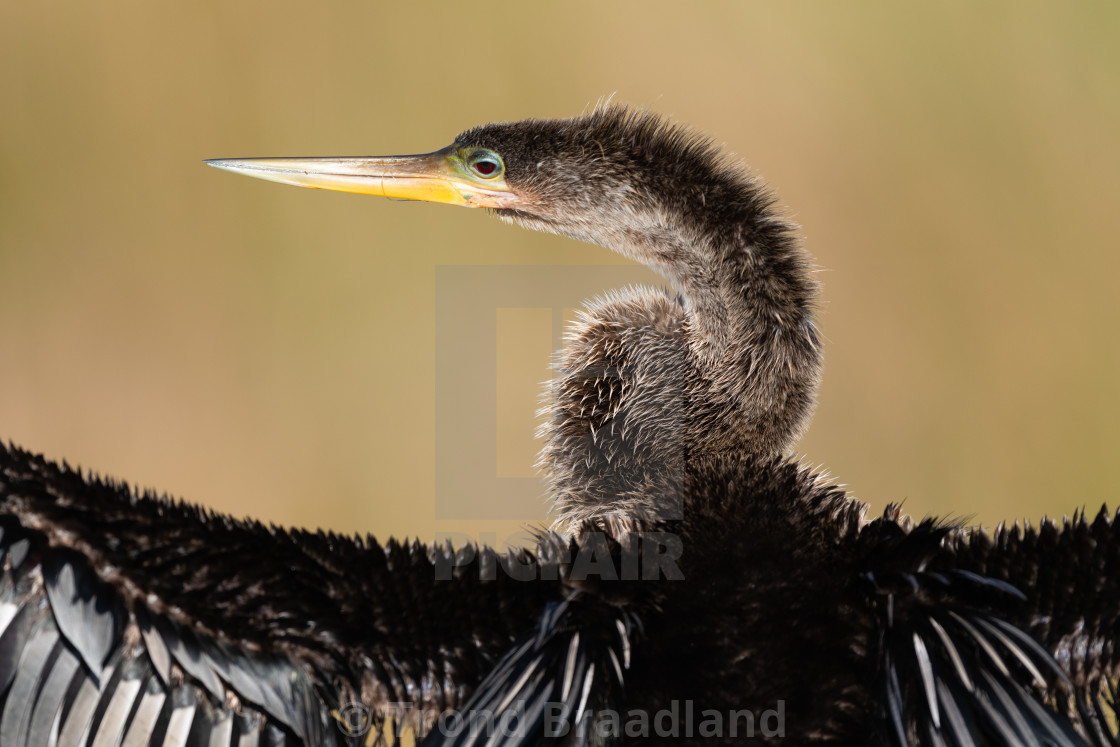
[0,517,336,745]
[0,442,605,747]
[863,513,1120,747]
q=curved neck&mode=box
[628,199,822,455]
[688,218,816,363]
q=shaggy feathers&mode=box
[0,443,582,743]
[3,106,1120,746]
[459,105,821,534]
[7,436,1120,744]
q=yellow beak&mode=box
[205,146,516,209]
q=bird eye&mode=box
[465,149,504,179]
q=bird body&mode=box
[2,105,1118,746]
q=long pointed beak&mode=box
[205,146,516,209]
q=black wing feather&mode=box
[42,547,126,683]
[28,639,82,745]
[0,602,35,697]
[863,516,1102,747]
[1,442,582,746]
[0,517,341,747]
[422,598,636,747]
[1,628,61,745]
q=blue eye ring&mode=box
[464,148,504,179]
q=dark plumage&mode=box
[2,105,1119,746]
[6,443,1120,745]
[463,107,820,534]
[0,442,597,745]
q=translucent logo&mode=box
[332,701,372,737]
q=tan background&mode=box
[1,3,1118,545]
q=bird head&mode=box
[206,105,749,272]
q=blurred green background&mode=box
[2,2,1118,545]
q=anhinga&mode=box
[1,105,1118,746]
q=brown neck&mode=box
[639,208,822,455]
